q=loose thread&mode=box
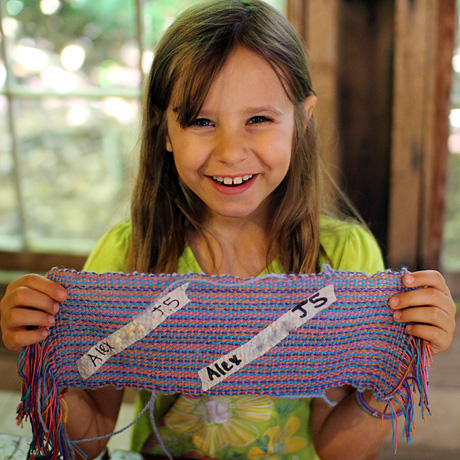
[148,391,173,460]
[74,387,154,446]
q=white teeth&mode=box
[212,174,253,186]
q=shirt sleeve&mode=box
[83,221,132,273]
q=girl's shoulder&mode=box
[319,214,385,274]
[83,221,132,273]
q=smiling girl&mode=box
[0,1,456,459]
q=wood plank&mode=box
[0,251,86,273]
[338,0,394,251]
[304,0,341,184]
[419,0,455,269]
[286,0,306,38]
[388,0,430,268]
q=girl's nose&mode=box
[213,128,248,165]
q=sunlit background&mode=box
[0,0,459,274]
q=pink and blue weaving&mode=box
[17,266,431,459]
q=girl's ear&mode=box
[303,94,317,121]
[165,134,173,152]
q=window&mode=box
[0,0,286,272]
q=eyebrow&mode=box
[194,106,285,117]
[245,106,284,116]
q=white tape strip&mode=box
[198,284,336,391]
[76,283,190,379]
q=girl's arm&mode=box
[62,386,124,459]
[311,386,391,460]
[311,270,457,460]
[0,274,123,459]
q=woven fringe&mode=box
[383,336,431,451]
[17,337,84,460]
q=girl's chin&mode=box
[205,202,271,223]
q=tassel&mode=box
[16,336,80,460]
[385,336,432,452]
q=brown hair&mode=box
[129,0,326,274]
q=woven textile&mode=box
[17,266,431,459]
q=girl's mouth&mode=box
[211,174,254,187]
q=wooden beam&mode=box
[338,0,394,251]
[286,0,307,38]
[445,272,460,300]
[288,0,341,184]
[388,0,430,268]
[419,0,455,269]
[388,0,455,269]
[305,0,341,183]
[0,251,86,273]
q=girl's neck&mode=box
[190,214,273,277]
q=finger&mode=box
[389,287,451,312]
[7,274,68,302]
[7,306,56,330]
[392,305,452,334]
[403,271,450,297]
[3,327,50,353]
[405,323,452,355]
[6,286,61,316]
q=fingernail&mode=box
[389,297,398,308]
[42,329,49,338]
[405,275,415,285]
[53,302,60,314]
[48,315,55,325]
[58,290,67,301]
[393,311,402,320]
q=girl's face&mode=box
[166,46,316,225]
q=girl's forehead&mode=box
[169,46,291,112]
[205,49,290,102]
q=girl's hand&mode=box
[0,274,67,353]
[390,270,456,355]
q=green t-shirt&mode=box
[83,216,384,459]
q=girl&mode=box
[0,1,456,459]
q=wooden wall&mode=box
[287,0,456,270]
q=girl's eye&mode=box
[190,118,213,127]
[248,116,271,124]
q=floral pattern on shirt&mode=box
[247,416,307,459]
[165,395,273,455]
